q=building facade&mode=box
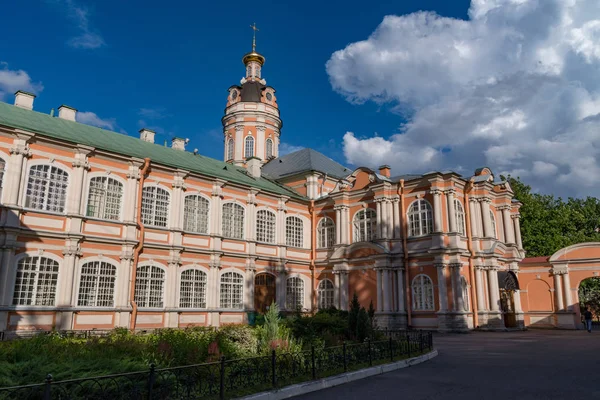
[0,42,538,334]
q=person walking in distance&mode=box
[584,308,593,333]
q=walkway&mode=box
[294,330,600,400]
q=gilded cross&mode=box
[250,23,259,51]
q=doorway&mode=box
[498,271,519,328]
[254,273,276,313]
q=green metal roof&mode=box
[0,101,305,200]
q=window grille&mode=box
[286,277,304,310]
[454,199,466,235]
[77,261,116,307]
[220,272,244,309]
[408,200,433,237]
[412,274,434,311]
[183,195,210,233]
[286,216,303,247]
[266,139,273,159]
[179,269,207,308]
[256,209,276,243]
[353,209,377,242]
[141,186,170,228]
[317,217,335,248]
[86,177,123,221]
[13,256,59,306]
[222,203,244,239]
[317,279,334,310]
[227,139,235,161]
[245,136,254,158]
[134,265,165,308]
[25,165,69,213]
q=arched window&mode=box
[25,165,69,213]
[490,210,497,239]
[13,256,59,306]
[77,261,117,307]
[408,200,433,237]
[461,276,470,311]
[266,138,273,159]
[246,65,252,77]
[134,265,165,308]
[222,203,245,239]
[286,276,304,310]
[353,208,377,242]
[220,271,244,309]
[318,279,334,310]
[412,274,434,311]
[454,199,466,236]
[317,217,335,248]
[184,195,210,234]
[0,157,5,202]
[245,136,255,159]
[256,209,276,243]
[255,65,261,78]
[286,216,303,247]
[227,138,234,161]
[141,186,170,228]
[86,177,124,221]
[180,269,207,308]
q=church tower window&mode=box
[227,138,234,161]
[245,136,255,158]
[266,138,273,159]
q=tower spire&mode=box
[250,23,259,52]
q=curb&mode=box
[238,349,439,400]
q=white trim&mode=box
[83,172,126,221]
[182,192,211,234]
[407,199,433,238]
[22,161,72,214]
[221,200,246,240]
[177,265,210,309]
[11,252,63,309]
[75,256,119,308]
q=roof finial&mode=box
[250,22,259,52]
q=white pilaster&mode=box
[123,161,142,224]
[5,134,32,207]
[0,247,15,305]
[435,264,448,312]
[446,190,457,233]
[502,207,515,244]
[344,207,350,244]
[376,269,383,312]
[563,273,573,311]
[513,289,523,313]
[68,147,92,215]
[234,125,244,163]
[513,214,523,249]
[116,253,133,308]
[171,174,187,231]
[383,269,391,312]
[340,271,349,310]
[381,200,389,239]
[335,207,342,245]
[554,273,564,311]
[334,272,340,309]
[392,198,401,239]
[488,268,500,311]
[245,261,256,310]
[431,190,443,233]
[256,125,266,160]
[481,198,493,238]
[375,201,383,239]
[475,267,486,311]
[58,242,82,308]
[469,198,479,237]
[396,269,405,312]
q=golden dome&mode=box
[243,50,265,66]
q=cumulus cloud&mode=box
[0,62,43,100]
[77,111,116,130]
[52,0,105,49]
[326,0,600,197]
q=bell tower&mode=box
[222,23,282,166]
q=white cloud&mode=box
[326,0,600,197]
[77,111,116,130]
[53,0,105,49]
[0,62,43,100]
[279,143,304,156]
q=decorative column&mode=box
[334,206,342,245]
[446,190,457,233]
[245,258,256,310]
[123,160,142,224]
[382,269,392,312]
[381,199,389,239]
[276,263,287,309]
[60,242,82,307]
[375,201,383,239]
[171,173,187,230]
[469,198,480,237]
[480,198,493,238]
[0,246,16,306]
[234,125,244,162]
[246,190,258,241]
[431,190,443,233]
[344,207,350,244]
[513,289,523,313]
[208,255,222,309]
[340,271,349,310]
[475,266,486,311]
[487,268,500,311]
[117,248,134,309]
[501,206,515,244]
[333,272,340,309]
[5,133,33,207]
[450,264,464,311]
[392,197,401,239]
[554,272,564,311]
[563,272,573,311]
[277,197,288,245]
[165,255,181,328]
[68,146,93,216]
[396,269,406,312]
[256,125,266,160]
[435,264,448,312]
[376,268,383,312]
[513,214,523,249]
[210,180,225,236]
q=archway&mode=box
[578,277,600,330]
[254,273,276,313]
[499,271,519,328]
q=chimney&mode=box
[14,91,36,110]
[378,165,391,178]
[58,105,77,121]
[246,157,261,179]
[171,137,187,151]
[139,128,156,144]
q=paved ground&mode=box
[294,330,600,400]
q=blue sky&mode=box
[0,0,469,165]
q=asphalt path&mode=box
[293,330,600,400]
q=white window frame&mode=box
[141,185,171,228]
[179,267,208,309]
[245,136,255,159]
[353,208,377,243]
[412,274,434,311]
[85,175,124,221]
[256,208,276,244]
[454,198,466,236]
[266,138,273,159]
[77,259,117,307]
[222,202,245,239]
[317,279,334,310]
[24,163,70,214]
[12,254,61,307]
[317,217,335,248]
[183,194,210,234]
[408,199,433,237]
[219,270,244,309]
[134,264,166,308]
[227,138,234,161]
[286,276,304,310]
[286,216,304,248]
[490,210,498,239]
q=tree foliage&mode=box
[505,176,600,257]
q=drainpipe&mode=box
[464,178,479,328]
[399,180,412,327]
[309,200,317,312]
[129,158,151,331]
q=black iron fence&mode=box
[0,332,433,400]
